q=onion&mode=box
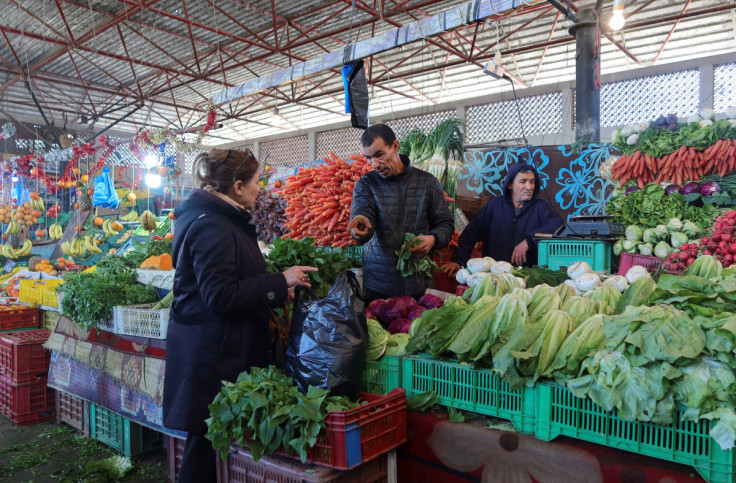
[681,182,701,195]
[664,184,682,195]
[625,186,640,196]
[701,181,722,196]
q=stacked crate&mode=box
[0,328,54,425]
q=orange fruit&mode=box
[35,229,45,237]
[81,174,89,183]
[29,192,39,200]
[274,180,283,188]
[127,192,137,202]
[87,188,93,196]
[2,235,7,240]
[72,180,78,187]
[57,180,64,187]
[73,167,80,175]
[94,217,104,226]
[74,225,82,231]
[74,202,79,209]
[168,211,175,220]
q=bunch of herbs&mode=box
[205,366,359,463]
[395,233,437,278]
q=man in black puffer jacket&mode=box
[349,124,455,302]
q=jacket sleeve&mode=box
[187,219,288,316]
[523,201,564,244]
[349,176,377,244]
[450,204,487,266]
[426,178,455,250]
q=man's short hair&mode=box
[361,124,396,147]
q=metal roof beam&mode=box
[212,0,544,105]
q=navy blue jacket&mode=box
[163,189,288,436]
[451,163,563,268]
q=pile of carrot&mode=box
[280,152,373,247]
[613,139,736,188]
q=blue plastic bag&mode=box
[93,167,120,209]
[11,178,30,207]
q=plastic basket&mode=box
[19,280,42,307]
[41,310,61,331]
[90,404,163,457]
[217,444,389,483]
[242,389,406,470]
[113,303,170,339]
[55,390,89,436]
[0,307,40,333]
[361,355,401,395]
[0,328,50,382]
[618,253,664,276]
[40,283,64,308]
[534,382,734,483]
[537,239,611,272]
[455,285,469,297]
[167,436,186,483]
[400,354,535,433]
[0,374,55,425]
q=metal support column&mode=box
[570,8,601,142]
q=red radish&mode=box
[687,258,696,265]
[704,249,713,256]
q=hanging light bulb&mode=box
[145,173,162,188]
[609,0,625,31]
[11,171,18,183]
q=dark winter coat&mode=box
[452,163,563,268]
[350,154,455,299]
[163,189,287,436]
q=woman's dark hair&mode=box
[191,148,258,193]
[361,124,397,147]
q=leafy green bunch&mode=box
[395,233,437,278]
[205,366,360,462]
[613,119,736,157]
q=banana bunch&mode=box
[49,223,64,240]
[120,210,140,222]
[0,239,32,259]
[61,235,103,258]
[141,210,157,231]
[101,218,121,236]
[5,219,20,235]
[30,197,45,211]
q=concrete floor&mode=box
[0,413,170,482]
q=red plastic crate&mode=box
[55,390,89,436]
[0,307,40,333]
[433,247,455,264]
[0,374,55,425]
[618,253,663,276]
[217,445,389,483]
[0,329,50,382]
[167,435,186,482]
[242,388,406,470]
[456,285,469,297]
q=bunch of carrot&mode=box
[280,152,373,247]
[613,139,736,188]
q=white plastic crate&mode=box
[96,318,116,333]
[113,303,169,339]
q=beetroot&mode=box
[419,294,444,309]
[387,318,412,334]
[407,305,426,321]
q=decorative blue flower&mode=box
[459,147,550,196]
[555,144,615,217]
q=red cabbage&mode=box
[367,299,385,320]
[419,293,444,309]
[407,305,426,320]
[682,182,701,195]
[377,296,418,324]
[387,318,412,334]
[701,181,722,196]
[625,186,639,196]
[664,184,682,195]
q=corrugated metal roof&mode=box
[0,0,733,146]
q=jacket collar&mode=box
[179,189,253,225]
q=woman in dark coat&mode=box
[163,148,316,482]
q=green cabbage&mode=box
[670,231,688,250]
[667,217,683,232]
[654,240,672,258]
[625,225,643,241]
[385,333,411,356]
[366,318,390,361]
[638,242,653,256]
[642,228,659,243]
[613,240,624,256]
[682,220,700,238]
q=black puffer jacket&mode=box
[350,155,454,299]
[163,189,288,436]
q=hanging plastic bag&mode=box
[11,177,30,207]
[93,166,120,209]
[285,271,367,399]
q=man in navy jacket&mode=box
[443,162,563,277]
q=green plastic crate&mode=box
[361,355,401,395]
[534,383,735,483]
[90,404,163,458]
[537,239,611,272]
[401,355,535,433]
